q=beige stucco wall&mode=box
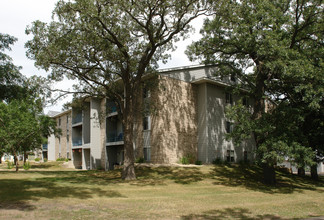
[54,111,72,160]
[149,75,198,164]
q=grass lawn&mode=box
[0,161,323,220]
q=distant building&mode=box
[45,110,72,161]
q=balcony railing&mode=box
[107,133,124,143]
[73,139,82,146]
[42,144,48,151]
[72,113,82,124]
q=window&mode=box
[143,116,150,130]
[225,92,233,104]
[226,150,235,163]
[230,74,236,82]
[243,97,249,107]
[226,121,233,133]
[144,147,151,162]
[58,118,61,126]
[67,152,70,159]
[244,151,248,162]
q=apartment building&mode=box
[45,110,72,161]
[65,65,256,170]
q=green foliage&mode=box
[180,157,190,165]
[212,158,224,165]
[35,158,40,162]
[56,158,67,162]
[195,160,202,165]
[187,0,324,183]
[180,154,195,165]
[6,161,14,169]
[23,162,31,170]
[135,157,145,163]
[25,0,208,180]
[44,158,48,162]
[0,33,26,102]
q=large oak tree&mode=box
[26,0,208,179]
[187,0,324,184]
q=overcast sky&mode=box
[0,0,202,112]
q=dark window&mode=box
[225,92,233,104]
[243,97,249,107]
[143,116,149,130]
[244,151,248,162]
[144,147,151,162]
[226,150,235,162]
[58,118,61,126]
[226,121,233,133]
[230,74,236,82]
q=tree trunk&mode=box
[263,164,276,185]
[121,85,136,180]
[14,154,19,172]
[0,153,2,164]
[311,164,318,180]
[24,151,27,165]
[298,167,305,177]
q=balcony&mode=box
[73,139,82,147]
[42,144,48,151]
[107,133,124,143]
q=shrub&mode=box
[195,160,202,165]
[135,157,145,163]
[212,158,223,165]
[35,158,40,162]
[65,158,69,162]
[44,158,48,162]
[56,158,66,162]
[180,154,196,165]
[180,156,190,165]
[23,162,31,170]
[7,161,14,169]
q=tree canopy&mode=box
[26,0,208,179]
[0,33,59,170]
[187,0,324,183]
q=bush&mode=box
[23,162,31,170]
[35,158,40,162]
[7,161,14,169]
[56,158,66,162]
[195,160,202,165]
[212,158,224,165]
[65,158,69,162]
[180,156,190,165]
[135,157,145,163]
[44,158,48,162]
[180,154,196,165]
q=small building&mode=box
[47,110,72,161]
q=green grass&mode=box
[0,162,323,219]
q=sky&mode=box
[0,0,203,113]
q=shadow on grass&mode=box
[210,164,324,194]
[0,170,125,211]
[181,207,295,220]
[132,166,205,186]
